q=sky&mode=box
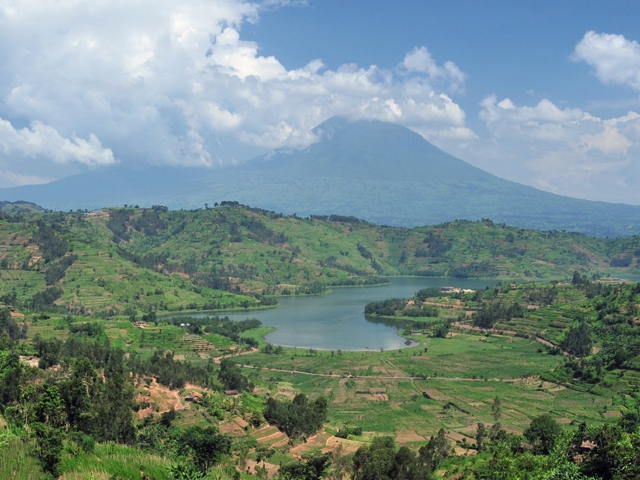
[1,0,640,203]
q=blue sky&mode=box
[1,0,640,203]
[248,1,640,125]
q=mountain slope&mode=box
[2,117,640,237]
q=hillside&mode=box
[99,204,640,288]
[2,208,640,479]
[365,275,640,397]
[3,118,640,237]
[1,205,640,317]
[0,200,44,215]
[0,210,261,316]
[3,274,640,479]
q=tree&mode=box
[581,423,640,480]
[418,428,451,473]
[352,436,396,480]
[179,426,231,473]
[168,459,205,480]
[524,414,562,455]
[492,396,502,421]
[476,423,488,452]
[218,358,251,392]
[561,322,592,357]
[279,453,331,480]
[32,421,64,476]
[160,407,177,428]
[92,352,135,443]
[263,394,327,440]
[32,384,66,476]
[390,446,420,480]
[0,352,23,407]
[61,357,98,433]
[255,444,275,467]
[353,437,429,480]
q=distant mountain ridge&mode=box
[2,117,640,237]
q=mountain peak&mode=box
[262,117,485,183]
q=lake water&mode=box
[177,277,496,351]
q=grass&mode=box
[0,438,45,480]
[236,332,620,443]
[21,280,626,448]
[59,443,171,480]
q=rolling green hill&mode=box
[1,204,639,317]
[3,206,640,479]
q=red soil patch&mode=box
[20,356,39,368]
[454,447,476,457]
[220,421,245,436]
[234,417,249,428]
[290,432,332,456]
[396,430,425,443]
[324,436,365,454]
[244,459,280,478]
[135,379,188,418]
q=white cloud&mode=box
[573,31,640,90]
[0,118,116,166]
[472,95,640,203]
[400,47,466,92]
[0,170,50,188]
[0,0,472,177]
[480,96,584,128]
[580,126,631,155]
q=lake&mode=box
[177,277,496,351]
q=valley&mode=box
[1,206,640,479]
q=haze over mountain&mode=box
[3,117,640,237]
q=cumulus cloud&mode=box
[400,47,466,92]
[0,118,116,166]
[480,96,584,129]
[0,0,472,178]
[473,95,640,203]
[573,31,640,90]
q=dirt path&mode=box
[236,363,519,383]
[213,347,259,364]
[534,337,573,357]
[453,322,517,335]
